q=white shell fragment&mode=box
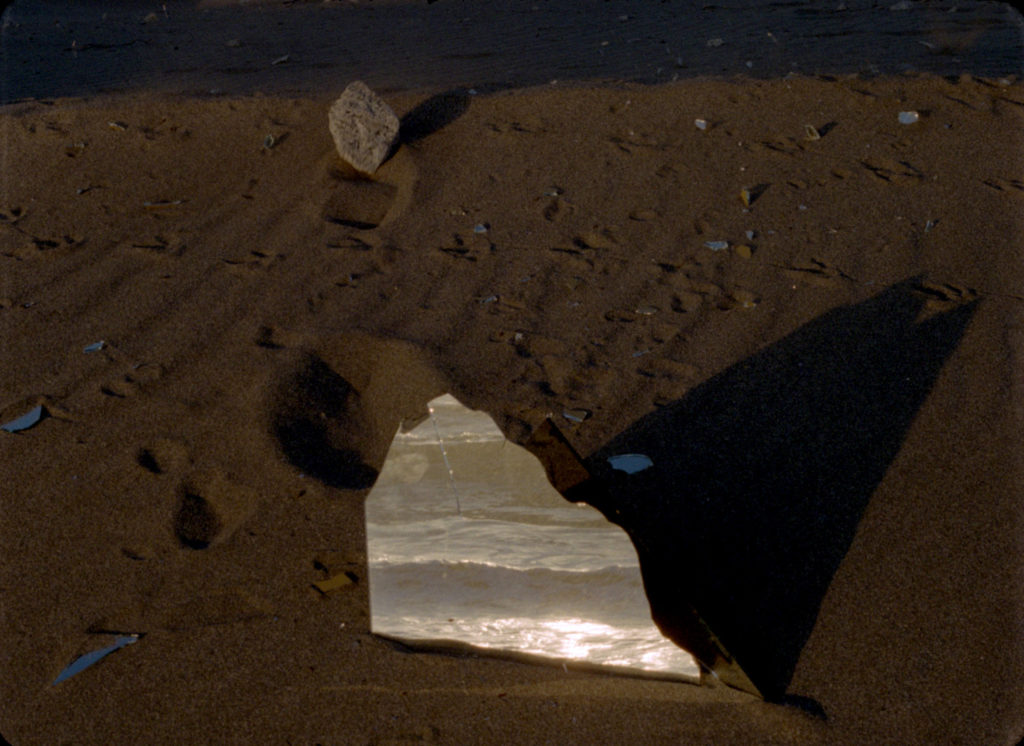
[608,454,654,474]
[84,341,106,353]
[328,81,401,175]
[562,409,591,423]
[694,118,708,130]
[704,240,730,251]
[898,111,920,125]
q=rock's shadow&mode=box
[572,278,977,701]
[400,89,473,144]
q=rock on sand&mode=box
[328,81,400,174]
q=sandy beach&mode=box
[2,1,1023,744]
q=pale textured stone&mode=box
[328,81,400,174]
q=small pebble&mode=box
[730,289,758,309]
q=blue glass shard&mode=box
[607,454,654,474]
[52,635,140,685]
[1,405,45,433]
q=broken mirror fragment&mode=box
[52,635,141,685]
[607,454,654,474]
[83,341,105,353]
[704,240,729,251]
[366,394,697,677]
[1,405,46,433]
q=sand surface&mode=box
[2,2,1023,744]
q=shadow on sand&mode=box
[547,278,977,703]
[400,89,474,144]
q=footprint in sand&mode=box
[172,468,261,550]
[267,339,445,491]
[267,353,388,490]
[322,173,397,230]
[321,136,416,232]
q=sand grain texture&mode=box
[1,20,1023,743]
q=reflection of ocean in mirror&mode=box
[366,395,698,677]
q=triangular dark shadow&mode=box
[531,278,977,701]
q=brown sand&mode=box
[2,3,1024,745]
